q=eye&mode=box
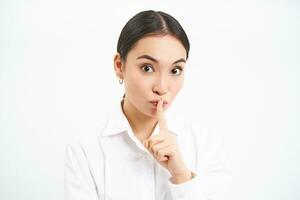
[171,66,183,76]
[141,64,154,73]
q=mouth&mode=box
[149,100,168,107]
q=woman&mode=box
[65,10,232,200]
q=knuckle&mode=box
[157,149,164,157]
[152,145,158,153]
[148,140,154,147]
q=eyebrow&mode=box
[136,54,186,65]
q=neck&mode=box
[121,98,157,141]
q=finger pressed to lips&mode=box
[157,99,168,132]
[143,99,170,152]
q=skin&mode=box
[113,34,194,184]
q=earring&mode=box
[119,78,123,84]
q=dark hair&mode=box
[117,10,190,62]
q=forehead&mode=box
[128,35,187,62]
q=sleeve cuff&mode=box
[167,171,207,199]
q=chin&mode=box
[138,106,157,118]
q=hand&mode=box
[143,98,192,183]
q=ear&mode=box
[113,53,124,79]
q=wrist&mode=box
[170,170,192,184]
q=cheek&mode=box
[171,79,184,94]
[126,73,149,95]
[133,81,148,94]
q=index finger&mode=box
[157,98,168,132]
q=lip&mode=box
[149,100,168,106]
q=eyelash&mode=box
[140,64,184,76]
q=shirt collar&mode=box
[100,98,184,137]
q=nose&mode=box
[153,76,168,96]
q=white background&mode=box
[0,0,299,199]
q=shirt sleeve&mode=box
[64,143,100,200]
[167,125,233,200]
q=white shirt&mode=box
[64,99,232,200]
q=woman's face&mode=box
[117,34,187,117]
